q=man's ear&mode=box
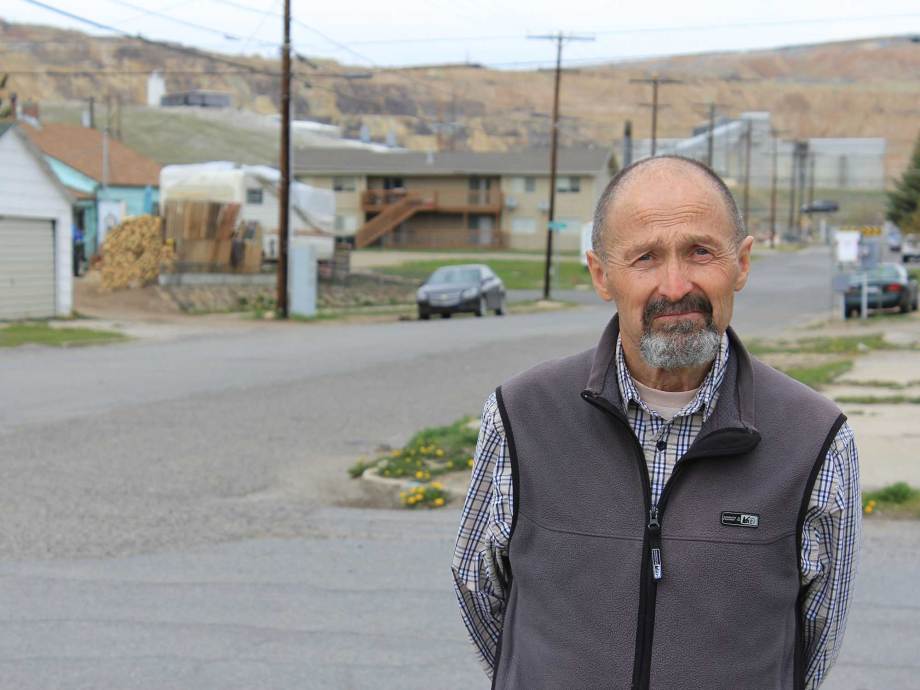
[734,235,755,292]
[586,250,615,302]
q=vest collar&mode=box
[582,314,761,459]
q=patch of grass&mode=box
[863,482,920,518]
[908,268,920,283]
[376,258,591,290]
[781,359,853,389]
[349,417,480,509]
[0,322,127,348]
[835,394,920,404]
[836,379,920,390]
[748,333,891,356]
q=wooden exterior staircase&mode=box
[354,191,435,249]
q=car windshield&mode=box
[428,267,481,285]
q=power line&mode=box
[100,0,279,47]
[20,0,280,76]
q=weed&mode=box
[782,360,853,389]
[863,482,920,518]
[0,322,127,348]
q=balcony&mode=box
[361,188,503,214]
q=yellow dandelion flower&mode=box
[390,450,401,457]
[431,482,444,490]
[467,458,474,468]
[434,498,445,507]
[415,471,425,479]
[435,449,445,457]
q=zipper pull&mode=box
[651,547,663,581]
[648,506,662,581]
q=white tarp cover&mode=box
[159,162,334,233]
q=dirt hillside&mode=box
[2,20,917,179]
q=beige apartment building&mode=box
[294,148,617,251]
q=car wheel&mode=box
[900,296,911,314]
[495,295,505,316]
[844,307,858,320]
[418,309,430,320]
[441,312,452,319]
[475,296,486,317]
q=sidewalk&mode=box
[791,312,920,489]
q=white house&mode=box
[0,123,74,320]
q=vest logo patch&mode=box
[721,511,760,528]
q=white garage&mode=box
[0,124,73,320]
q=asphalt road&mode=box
[2,245,915,688]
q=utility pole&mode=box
[528,31,594,300]
[692,101,728,169]
[768,131,782,249]
[87,96,95,129]
[102,127,109,190]
[807,152,816,206]
[276,0,291,318]
[742,119,752,230]
[795,140,809,238]
[707,102,716,167]
[787,140,799,241]
[631,75,682,157]
[623,120,633,167]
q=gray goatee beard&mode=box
[639,294,721,371]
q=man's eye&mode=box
[693,247,711,256]
[637,253,652,262]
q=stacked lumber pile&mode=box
[99,215,175,290]
[163,200,262,273]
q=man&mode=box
[451,156,859,689]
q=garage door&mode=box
[0,217,55,320]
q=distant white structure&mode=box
[159,162,336,261]
[147,71,166,108]
[632,112,886,190]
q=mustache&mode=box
[643,293,713,328]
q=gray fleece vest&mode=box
[493,316,845,690]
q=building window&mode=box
[246,188,263,204]
[334,215,359,233]
[333,176,357,192]
[556,176,580,193]
[524,176,536,192]
[511,217,536,234]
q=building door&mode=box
[478,215,494,246]
[0,216,56,319]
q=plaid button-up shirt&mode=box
[452,334,860,689]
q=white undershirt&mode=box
[631,378,700,420]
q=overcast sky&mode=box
[5,0,920,68]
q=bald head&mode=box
[592,156,746,258]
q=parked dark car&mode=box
[903,234,920,263]
[887,227,902,253]
[844,263,919,318]
[416,264,506,320]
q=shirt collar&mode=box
[615,331,731,423]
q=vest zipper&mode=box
[580,391,655,689]
[582,389,718,690]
